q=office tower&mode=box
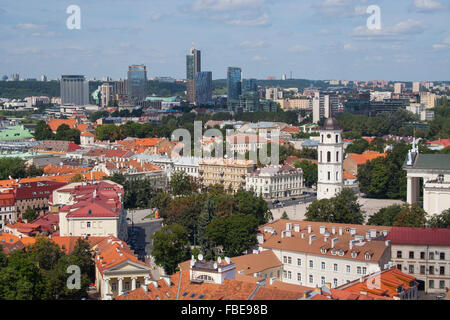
[127,65,147,102]
[412,82,421,93]
[242,78,257,94]
[281,74,287,81]
[227,67,242,111]
[394,83,403,94]
[10,73,19,81]
[60,75,89,106]
[100,83,116,107]
[195,71,212,106]
[40,75,47,82]
[312,91,339,123]
[186,47,201,104]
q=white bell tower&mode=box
[317,116,344,200]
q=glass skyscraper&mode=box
[227,67,242,111]
[186,47,201,104]
[242,78,257,94]
[195,71,212,106]
[127,65,147,102]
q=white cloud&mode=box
[432,37,450,50]
[289,45,310,53]
[413,0,449,12]
[227,13,270,27]
[312,0,368,18]
[351,19,426,41]
[251,55,268,62]
[240,40,267,48]
[16,23,45,30]
[192,0,264,12]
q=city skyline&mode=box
[0,0,449,81]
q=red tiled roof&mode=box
[66,202,118,218]
[48,119,77,131]
[347,151,387,165]
[14,181,67,200]
[426,138,450,149]
[385,227,450,246]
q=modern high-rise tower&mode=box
[195,71,212,106]
[127,65,147,102]
[60,75,89,106]
[317,115,344,200]
[227,67,242,112]
[186,47,201,104]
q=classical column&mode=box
[103,278,110,298]
[407,176,413,204]
[131,277,137,291]
[118,277,124,296]
[144,276,151,285]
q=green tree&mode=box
[23,207,38,222]
[170,171,195,197]
[151,223,190,275]
[0,157,27,180]
[393,203,427,227]
[293,160,318,187]
[108,172,126,186]
[367,204,403,226]
[206,213,259,257]
[233,190,272,224]
[34,121,54,140]
[29,237,63,271]
[281,212,289,220]
[346,138,369,154]
[427,208,450,228]
[306,188,364,224]
[70,174,84,183]
[197,197,218,260]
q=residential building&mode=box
[277,98,310,111]
[80,131,95,145]
[246,165,304,200]
[52,181,127,239]
[426,139,450,151]
[394,83,403,94]
[412,82,421,93]
[226,133,268,154]
[312,92,339,123]
[420,92,437,109]
[186,47,201,104]
[0,191,16,230]
[30,140,81,155]
[317,117,344,200]
[406,103,435,121]
[198,158,256,193]
[386,227,450,294]
[14,181,67,218]
[60,75,89,106]
[127,65,147,102]
[99,83,116,107]
[258,220,392,289]
[343,151,387,176]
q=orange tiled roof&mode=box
[347,150,387,166]
[426,138,450,149]
[0,171,108,188]
[344,171,356,180]
[44,165,92,175]
[48,119,77,131]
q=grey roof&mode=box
[321,117,341,130]
[412,154,450,170]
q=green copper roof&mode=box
[413,154,450,170]
[145,96,178,102]
[0,125,34,141]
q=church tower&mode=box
[317,116,344,200]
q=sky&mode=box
[0,0,449,81]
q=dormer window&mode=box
[339,250,344,256]
[321,248,327,254]
[365,253,371,260]
[331,249,337,255]
[351,252,357,258]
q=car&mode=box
[436,294,446,300]
[291,197,296,201]
[272,200,280,204]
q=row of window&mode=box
[398,264,447,275]
[283,270,341,288]
[397,251,446,260]
[429,280,447,289]
[283,256,368,274]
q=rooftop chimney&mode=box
[385,240,391,247]
[308,225,312,233]
[331,237,338,248]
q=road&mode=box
[126,219,162,261]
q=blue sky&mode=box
[0,0,449,81]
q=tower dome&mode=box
[322,117,341,130]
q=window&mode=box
[346,265,350,273]
[327,172,331,180]
[409,265,414,274]
[321,276,325,285]
[440,281,445,289]
[357,266,362,274]
[335,135,339,143]
[287,257,292,264]
[397,251,402,258]
[336,151,339,162]
[440,266,445,275]
[327,152,331,163]
[363,267,367,275]
[283,270,287,279]
[297,258,301,266]
[409,251,414,259]
[333,278,338,288]
[420,266,425,275]
[429,252,434,260]
[333,264,338,272]
[297,273,301,282]
[420,252,425,260]
[87,222,91,228]
[309,275,313,283]
[124,282,130,291]
[283,256,287,263]
[429,280,434,289]
[440,252,445,260]
[288,271,292,279]
[309,260,313,268]
[111,283,117,291]
[429,266,434,275]
[321,262,326,270]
